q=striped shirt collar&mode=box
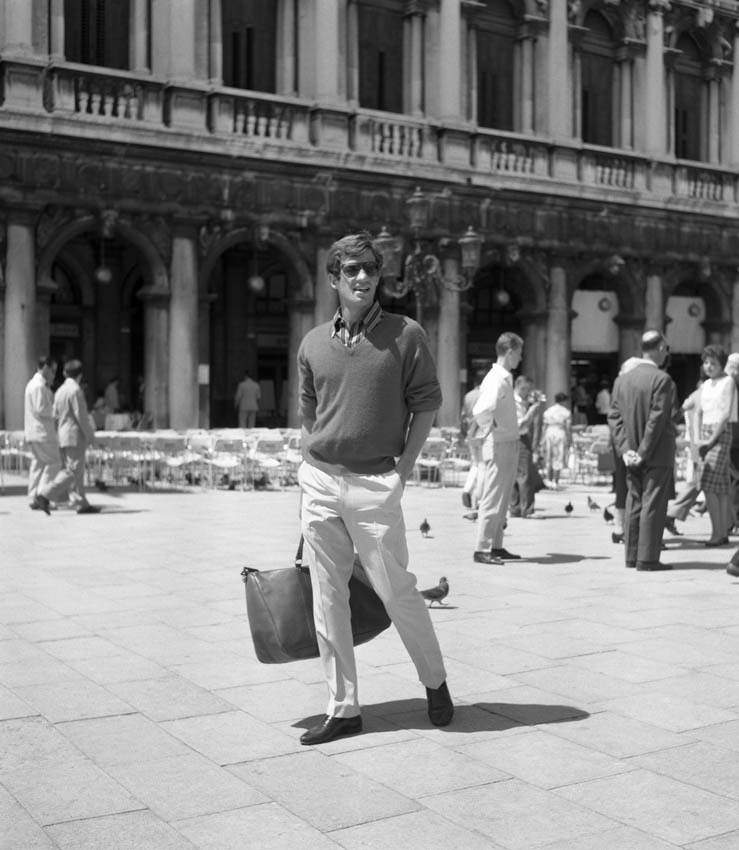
[331,301,383,348]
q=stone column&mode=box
[707,63,721,164]
[208,0,223,83]
[728,23,739,168]
[544,265,570,404]
[518,27,535,134]
[3,211,36,430]
[617,315,643,363]
[617,45,633,149]
[436,257,462,427]
[49,0,65,60]
[169,224,199,430]
[130,0,149,73]
[276,0,296,96]
[139,287,169,429]
[644,272,664,332]
[346,0,359,104]
[1,0,33,54]
[521,311,547,390]
[152,0,195,80]
[546,0,570,138]
[645,0,668,156]
[198,293,214,428]
[286,297,315,429]
[406,9,425,117]
[438,0,462,121]
[314,244,338,325]
[315,0,342,103]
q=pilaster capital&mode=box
[404,0,432,16]
[137,284,170,303]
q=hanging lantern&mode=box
[406,186,429,233]
[458,226,483,277]
[372,226,403,279]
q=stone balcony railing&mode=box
[3,59,736,211]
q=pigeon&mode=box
[587,496,601,511]
[420,518,431,537]
[420,577,449,607]
[94,479,108,492]
[603,506,614,524]
[564,501,573,515]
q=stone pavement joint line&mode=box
[3,476,739,849]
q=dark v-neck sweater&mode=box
[297,312,442,474]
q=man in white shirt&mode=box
[24,356,59,510]
[472,333,524,564]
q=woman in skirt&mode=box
[697,345,736,547]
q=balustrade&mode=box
[3,60,736,215]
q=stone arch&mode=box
[50,250,95,308]
[37,215,169,294]
[199,226,313,302]
[571,256,642,317]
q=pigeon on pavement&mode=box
[603,506,614,523]
[564,501,574,515]
[420,577,449,607]
[587,496,601,511]
[420,518,431,537]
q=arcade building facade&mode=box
[2,0,739,431]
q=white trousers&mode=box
[475,441,520,552]
[27,441,61,500]
[299,461,447,718]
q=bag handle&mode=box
[295,535,305,568]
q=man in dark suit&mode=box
[608,331,676,571]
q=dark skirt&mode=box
[700,427,731,495]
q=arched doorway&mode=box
[465,262,523,390]
[208,240,290,427]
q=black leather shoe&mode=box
[726,563,739,577]
[473,551,504,565]
[76,504,102,514]
[704,538,730,547]
[32,494,51,515]
[665,517,682,536]
[636,561,672,571]
[611,532,624,544]
[426,681,454,727]
[491,548,521,560]
[300,715,362,745]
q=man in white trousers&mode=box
[296,231,453,746]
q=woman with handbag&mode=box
[295,232,453,746]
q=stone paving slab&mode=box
[4,477,739,848]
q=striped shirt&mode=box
[331,302,383,348]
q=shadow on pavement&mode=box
[528,553,610,564]
[293,701,589,734]
[671,561,732,571]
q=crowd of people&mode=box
[19,230,738,749]
[460,330,739,575]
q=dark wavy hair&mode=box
[702,344,728,370]
[325,232,383,277]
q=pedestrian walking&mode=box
[460,368,487,519]
[608,331,677,571]
[509,376,545,518]
[541,392,572,491]
[52,359,100,514]
[24,356,60,511]
[296,231,453,746]
[471,332,526,564]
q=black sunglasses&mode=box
[340,261,380,279]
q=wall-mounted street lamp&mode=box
[372,187,482,323]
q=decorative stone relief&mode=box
[36,206,74,252]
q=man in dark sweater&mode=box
[608,330,677,571]
[296,232,453,745]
